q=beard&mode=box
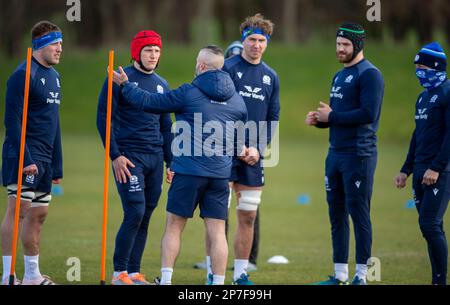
[44,53,60,66]
[336,51,353,63]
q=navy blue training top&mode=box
[120,70,248,179]
[2,57,63,178]
[223,54,280,152]
[401,79,450,174]
[317,59,384,157]
[97,66,173,166]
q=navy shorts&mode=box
[114,152,164,207]
[167,173,229,220]
[2,158,53,193]
[229,159,265,187]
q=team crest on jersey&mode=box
[263,75,271,85]
[157,84,164,94]
[345,75,354,83]
[430,95,438,103]
[40,78,46,86]
[129,175,142,192]
[132,82,139,86]
[25,174,35,184]
[237,72,243,79]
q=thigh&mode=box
[235,160,265,187]
[200,178,229,220]
[419,172,450,223]
[325,154,345,206]
[342,156,377,203]
[144,154,164,206]
[167,174,207,218]
[115,157,146,205]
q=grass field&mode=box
[0,43,448,284]
[0,135,447,285]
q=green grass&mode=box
[0,43,448,284]
[0,135,446,285]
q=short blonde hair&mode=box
[239,13,274,36]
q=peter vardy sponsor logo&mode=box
[239,86,265,101]
[47,92,61,104]
[330,86,343,99]
[157,84,164,94]
[415,108,427,120]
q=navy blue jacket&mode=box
[401,79,450,174]
[223,55,280,152]
[2,57,63,179]
[97,66,173,166]
[120,70,248,179]
[317,59,384,157]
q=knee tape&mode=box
[237,190,262,211]
[30,192,52,208]
[7,184,35,202]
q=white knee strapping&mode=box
[237,190,262,211]
[30,192,52,208]
[7,184,35,202]
[227,187,233,209]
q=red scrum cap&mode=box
[130,30,162,62]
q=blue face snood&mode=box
[416,68,447,90]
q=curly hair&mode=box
[239,13,274,36]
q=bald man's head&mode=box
[195,45,225,76]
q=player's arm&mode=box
[4,70,35,168]
[121,82,186,114]
[429,97,450,173]
[160,113,174,168]
[51,115,63,180]
[96,78,122,161]
[328,69,384,126]
[265,75,280,146]
[114,66,185,113]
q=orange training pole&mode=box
[100,50,114,285]
[9,47,33,286]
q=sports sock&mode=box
[355,264,368,282]
[206,256,212,277]
[212,274,225,285]
[161,267,173,285]
[234,259,248,281]
[334,263,348,282]
[2,256,12,282]
[24,255,41,280]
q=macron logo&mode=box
[40,78,46,86]
[237,72,243,79]
[433,188,439,196]
[355,181,361,189]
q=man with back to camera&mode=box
[195,39,262,276]
[305,23,384,285]
[112,45,248,285]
